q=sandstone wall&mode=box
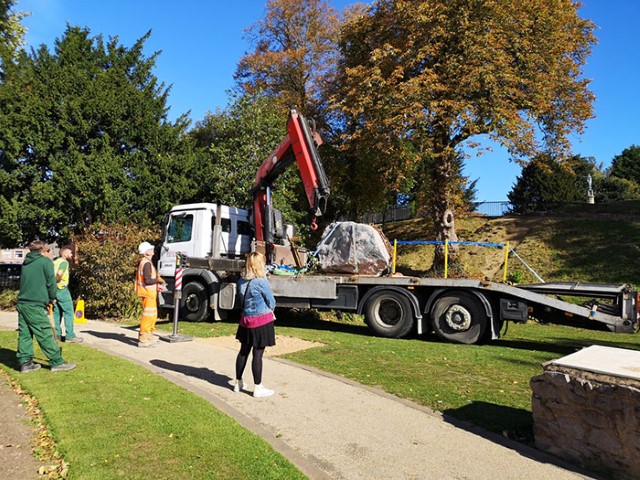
[531,366,640,480]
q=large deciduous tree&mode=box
[334,0,595,268]
[0,26,202,245]
[190,94,286,210]
[234,0,340,120]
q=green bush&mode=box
[0,289,18,310]
[72,224,161,320]
[507,269,524,284]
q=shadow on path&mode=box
[150,359,233,390]
[82,330,138,347]
[444,401,533,444]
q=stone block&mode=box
[586,428,622,456]
[582,408,610,429]
[531,346,640,479]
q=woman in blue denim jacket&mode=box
[233,252,276,398]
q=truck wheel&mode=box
[365,291,414,338]
[431,291,487,344]
[180,282,209,322]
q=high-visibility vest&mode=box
[135,258,161,299]
[53,257,69,290]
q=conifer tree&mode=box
[0,26,202,244]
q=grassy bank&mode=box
[383,213,640,285]
[0,331,304,480]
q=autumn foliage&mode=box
[333,0,596,265]
[235,0,340,120]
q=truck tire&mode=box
[431,291,487,344]
[180,281,209,322]
[364,290,415,338]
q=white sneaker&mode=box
[253,384,275,398]
[233,379,245,393]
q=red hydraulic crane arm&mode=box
[252,109,330,242]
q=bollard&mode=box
[444,239,449,279]
[502,241,510,283]
[392,239,397,275]
[74,298,86,324]
[172,254,183,335]
[161,252,193,343]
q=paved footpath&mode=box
[0,311,598,480]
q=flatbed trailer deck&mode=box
[161,263,639,345]
[263,275,639,344]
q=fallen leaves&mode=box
[0,369,69,479]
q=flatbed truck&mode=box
[156,110,639,344]
[157,201,639,344]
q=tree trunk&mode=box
[430,150,458,272]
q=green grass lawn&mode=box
[0,331,305,480]
[2,311,639,477]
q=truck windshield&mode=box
[167,214,193,243]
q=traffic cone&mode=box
[74,298,86,324]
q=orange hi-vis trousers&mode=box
[139,296,157,343]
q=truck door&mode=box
[211,211,230,257]
[210,208,252,259]
[160,211,197,278]
[229,212,252,257]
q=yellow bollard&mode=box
[444,239,449,279]
[502,242,510,282]
[392,239,397,274]
[74,298,87,324]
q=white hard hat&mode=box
[138,241,154,254]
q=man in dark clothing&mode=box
[16,241,76,373]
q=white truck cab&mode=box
[158,203,252,280]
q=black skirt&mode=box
[235,321,276,348]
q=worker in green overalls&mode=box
[53,246,83,343]
[17,241,75,373]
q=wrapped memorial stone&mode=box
[315,221,391,275]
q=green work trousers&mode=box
[16,302,64,367]
[54,287,76,339]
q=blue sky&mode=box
[18,0,640,202]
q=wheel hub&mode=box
[185,294,199,312]
[444,305,472,331]
[379,299,401,326]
